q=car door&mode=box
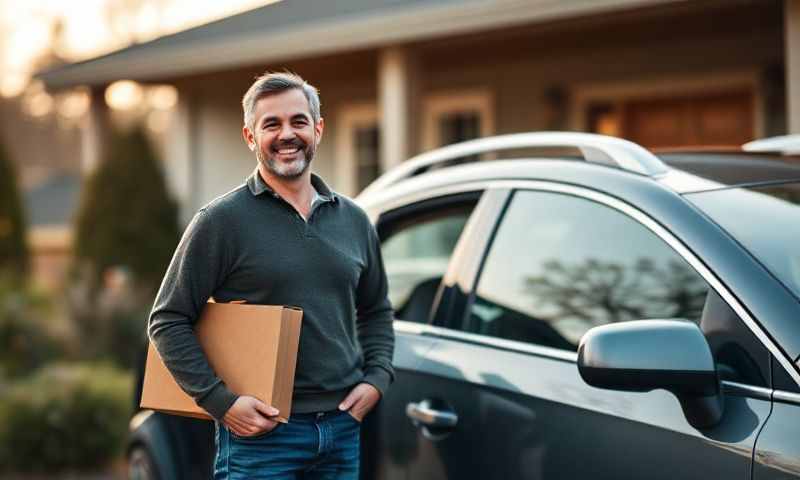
[361,189,483,480]
[403,184,774,480]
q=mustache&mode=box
[270,139,306,151]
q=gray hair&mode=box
[242,71,321,131]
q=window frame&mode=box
[335,102,379,197]
[421,89,495,151]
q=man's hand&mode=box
[222,396,280,437]
[338,383,381,422]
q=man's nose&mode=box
[278,123,295,141]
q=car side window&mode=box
[378,198,477,323]
[466,190,709,348]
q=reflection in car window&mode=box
[466,190,709,351]
[687,181,800,302]
[381,206,474,323]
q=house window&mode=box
[354,126,380,192]
[336,103,379,196]
[422,90,494,156]
[439,111,481,146]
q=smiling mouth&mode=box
[273,144,303,156]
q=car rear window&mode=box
[659,153,800,186]
[686,181,800,302]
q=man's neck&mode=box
[257,164,315,207]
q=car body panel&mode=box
[395,329,771,480]
[753,395,800,479]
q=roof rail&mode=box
[742,135,800,155]
[359,131,669,197]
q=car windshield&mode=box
[686,181,800,302]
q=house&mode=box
[37,0,800,225]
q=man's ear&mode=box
[242,125,255,151]
[314,117,324,145]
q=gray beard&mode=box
[257,143,314,179]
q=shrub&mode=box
[0,362,132,474]
[69,126,179,368]
[0,142,29,283]
[0,278,64,378]
[66,278,150,370]
[73,126,180,293]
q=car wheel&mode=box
[128,445,161,480]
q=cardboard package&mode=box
[140,302,303,423]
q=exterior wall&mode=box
[419,1,783,150]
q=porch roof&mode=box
[37,0,672,89]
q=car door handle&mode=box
[405,401,458,428]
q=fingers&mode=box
[339,388,361,411]
[340,383,381,420]
[224,396,280,436]
[253,399,280,418]
[225,416,278,437]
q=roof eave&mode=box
[37,0,674,89]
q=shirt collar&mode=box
[246,167,338,203]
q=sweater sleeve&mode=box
[355,221,396,396]
[147,209,239,420]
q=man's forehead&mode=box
[254,89,312,119]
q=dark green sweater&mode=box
[147,168,395,420]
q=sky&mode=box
[0,0,277,97]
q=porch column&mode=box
[378,46,419,172]
[787,0,800,133]
[80,87,109,174]
[164,93,197,226]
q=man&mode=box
[148,71,395,479]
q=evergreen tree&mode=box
[73,127,180,293]
[0,142,29,283]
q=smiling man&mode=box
[147,72,395,479]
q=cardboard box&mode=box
[140,302,303,423]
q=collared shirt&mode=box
[245,168,328,222]
[148,168,395,419]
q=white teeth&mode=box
[278,147,300,154]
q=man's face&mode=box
[243,88,324,179]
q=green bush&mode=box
[0,278,64,378]
[0,142,29,283]
[0,362,132,474]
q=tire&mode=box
[128,445,161,480]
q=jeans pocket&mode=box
[344,410,362,424]
[229,422,284,442]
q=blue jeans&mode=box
[213,408,361,479]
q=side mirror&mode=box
[578,320,723,429]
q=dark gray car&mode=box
[355,132,800,480]
[128,132,800,480]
